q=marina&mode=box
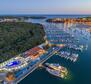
[0,0,91,83]
[20,15,91,84]
[0,15,91,84]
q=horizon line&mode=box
[0,14,91,16]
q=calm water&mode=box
[19,15,91,84]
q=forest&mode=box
[0,22,45,63]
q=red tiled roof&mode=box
[25,47,43,57]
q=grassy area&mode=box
[0,22,45,63]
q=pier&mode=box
[57,51,79,62]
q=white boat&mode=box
[45,63,68,79]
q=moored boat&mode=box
[45,63,68,79]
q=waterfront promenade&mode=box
[15,47,61,83]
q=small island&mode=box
[30,16,46,19]
[0,22,45,63]
[22,16,46,20]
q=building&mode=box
[24,47,46,60]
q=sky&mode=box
[0,0,91,15]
